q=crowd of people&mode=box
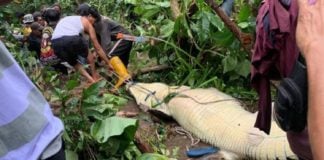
[17,3,132,88]
[0,2,134,159]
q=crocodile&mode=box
[127,82,297,159]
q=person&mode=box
[51,3,62,17]
[51,7,110,84]
[28,22,43,58]
[0,41,65,160]
[295,0,324,159]
[40,8,68,75]
[21,13,34,44]
[77,3,133,67]
[33,11,46,27]
[0,3,65,160]
[76,3,132,89]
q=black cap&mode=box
[76,3,90,15]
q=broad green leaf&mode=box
[134,6,144,15]
[238,22,249,29]
[103,93,128,106]
[173,15,183,34]
[135,25,146,35]
[235,59,251,77]
[65,150,78,160]
[137,153,169,160]
[207,12,224,31]
[92,104,114,113]
[160,20,174,38]
[200,12,210,41]
[65,79,79,91]
[142,9,160,19]
[222,55,238,73]
[154,1,170,7]
[90,116,138,143]
[213,28,235,47]
[82,80,106,99]
[237,5,252,23]
[123,0,137,5]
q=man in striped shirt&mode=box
[0,2,65,158]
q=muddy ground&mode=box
[120,100,226,160]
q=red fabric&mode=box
[251,0,299,134]
[287,128,313,160]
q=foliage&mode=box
[0,0,262,159]
[53,80,140,159]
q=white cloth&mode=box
[52,16,83,40]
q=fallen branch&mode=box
[132,64,171,77]
[204,0,253,56]
[116,111,139,117]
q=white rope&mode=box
[174,126,200,148]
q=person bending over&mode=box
[51,7,110,84]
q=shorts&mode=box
[52,35,88,66]
[109,39,132,66]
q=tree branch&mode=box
[132,64,171,77]
[204,0,253,56]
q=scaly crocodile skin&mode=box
[128,82,297,159]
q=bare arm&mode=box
[296,0,324,159]
[81,17,110,66]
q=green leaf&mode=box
[82,80,106,99]
[123,0,137,5]
[103,93,128,106]
[200,12,210,41]
[160,20,175,38]
[154,1,170,7]
[235,59,251,77]
[207,12,224,31]
[212,28,234,47]
[90,116,138,143]
[65,150,78,160]
[222,55,237,73]
[237,5,252,23]
[65,80,79,91]
[238,22,249,29]
[137,153,169,160]
[142,9,160,19]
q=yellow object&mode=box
[22,26,32,37]
[109,56,131,90]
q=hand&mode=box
[296,0,324,57]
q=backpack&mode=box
[273,56,308,132]
[40,26,60,65]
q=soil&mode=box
[119,101,226,160]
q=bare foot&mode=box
[92,73,101,81]
[94,77,103,82]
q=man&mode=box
[28,22,43,58]
[40,8,68,74]
[0,39,65,160]
[296,0,324,159]
[76,4,132,89]
[51,7,110,84]
[77,3,133,67]
[33,11,46,27]
[21,13,34,44]
[0,2,65,160]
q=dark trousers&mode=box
[44,140,65,160]
[110,40,133,67]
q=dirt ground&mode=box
[120,101,226,160]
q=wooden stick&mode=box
[204,0,253,56]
